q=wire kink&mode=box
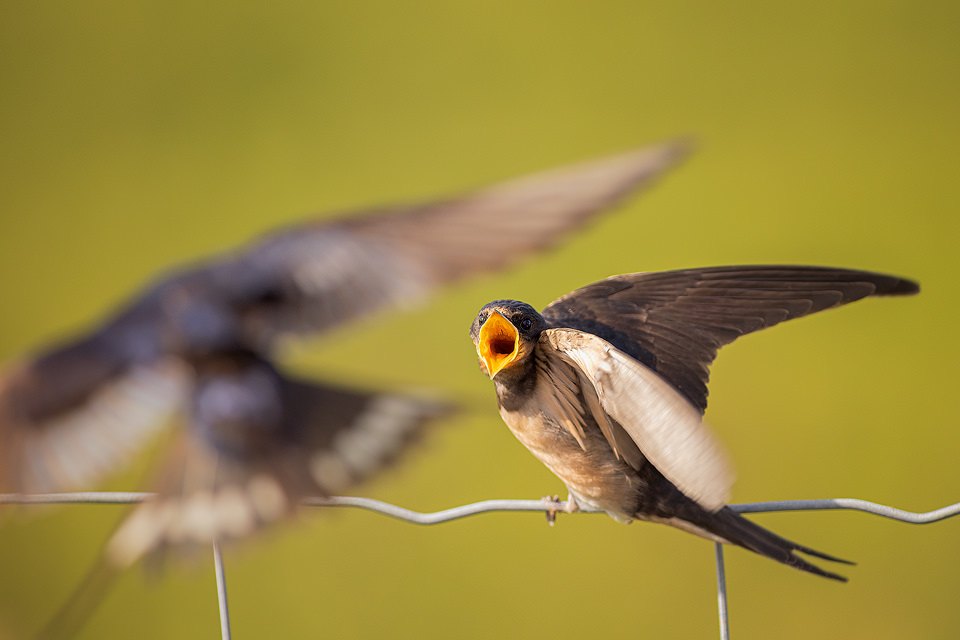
[2,493,958,639]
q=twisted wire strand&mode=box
[2,493,958,525]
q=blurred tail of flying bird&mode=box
[0,139,690,567]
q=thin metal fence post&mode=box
[213,541,231,640]
[715,542,730,640]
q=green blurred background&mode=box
[1,2,958,638]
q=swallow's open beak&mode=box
[477,311,520,379]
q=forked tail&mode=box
[699,506,853,581]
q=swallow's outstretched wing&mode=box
[542,265,919,413]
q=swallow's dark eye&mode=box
[519,318,533,331]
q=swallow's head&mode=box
[470,300,546,380]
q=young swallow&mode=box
[471,265,919,581]
[0,140,688,564]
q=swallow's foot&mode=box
[564,492,581,514]
[541,495,563,526]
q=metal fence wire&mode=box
[2,493,958,640]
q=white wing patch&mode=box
[542,328,734,512]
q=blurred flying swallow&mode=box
[0,140,689,565]
[470,266,919,581]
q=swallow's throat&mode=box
[488,337,515,355]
